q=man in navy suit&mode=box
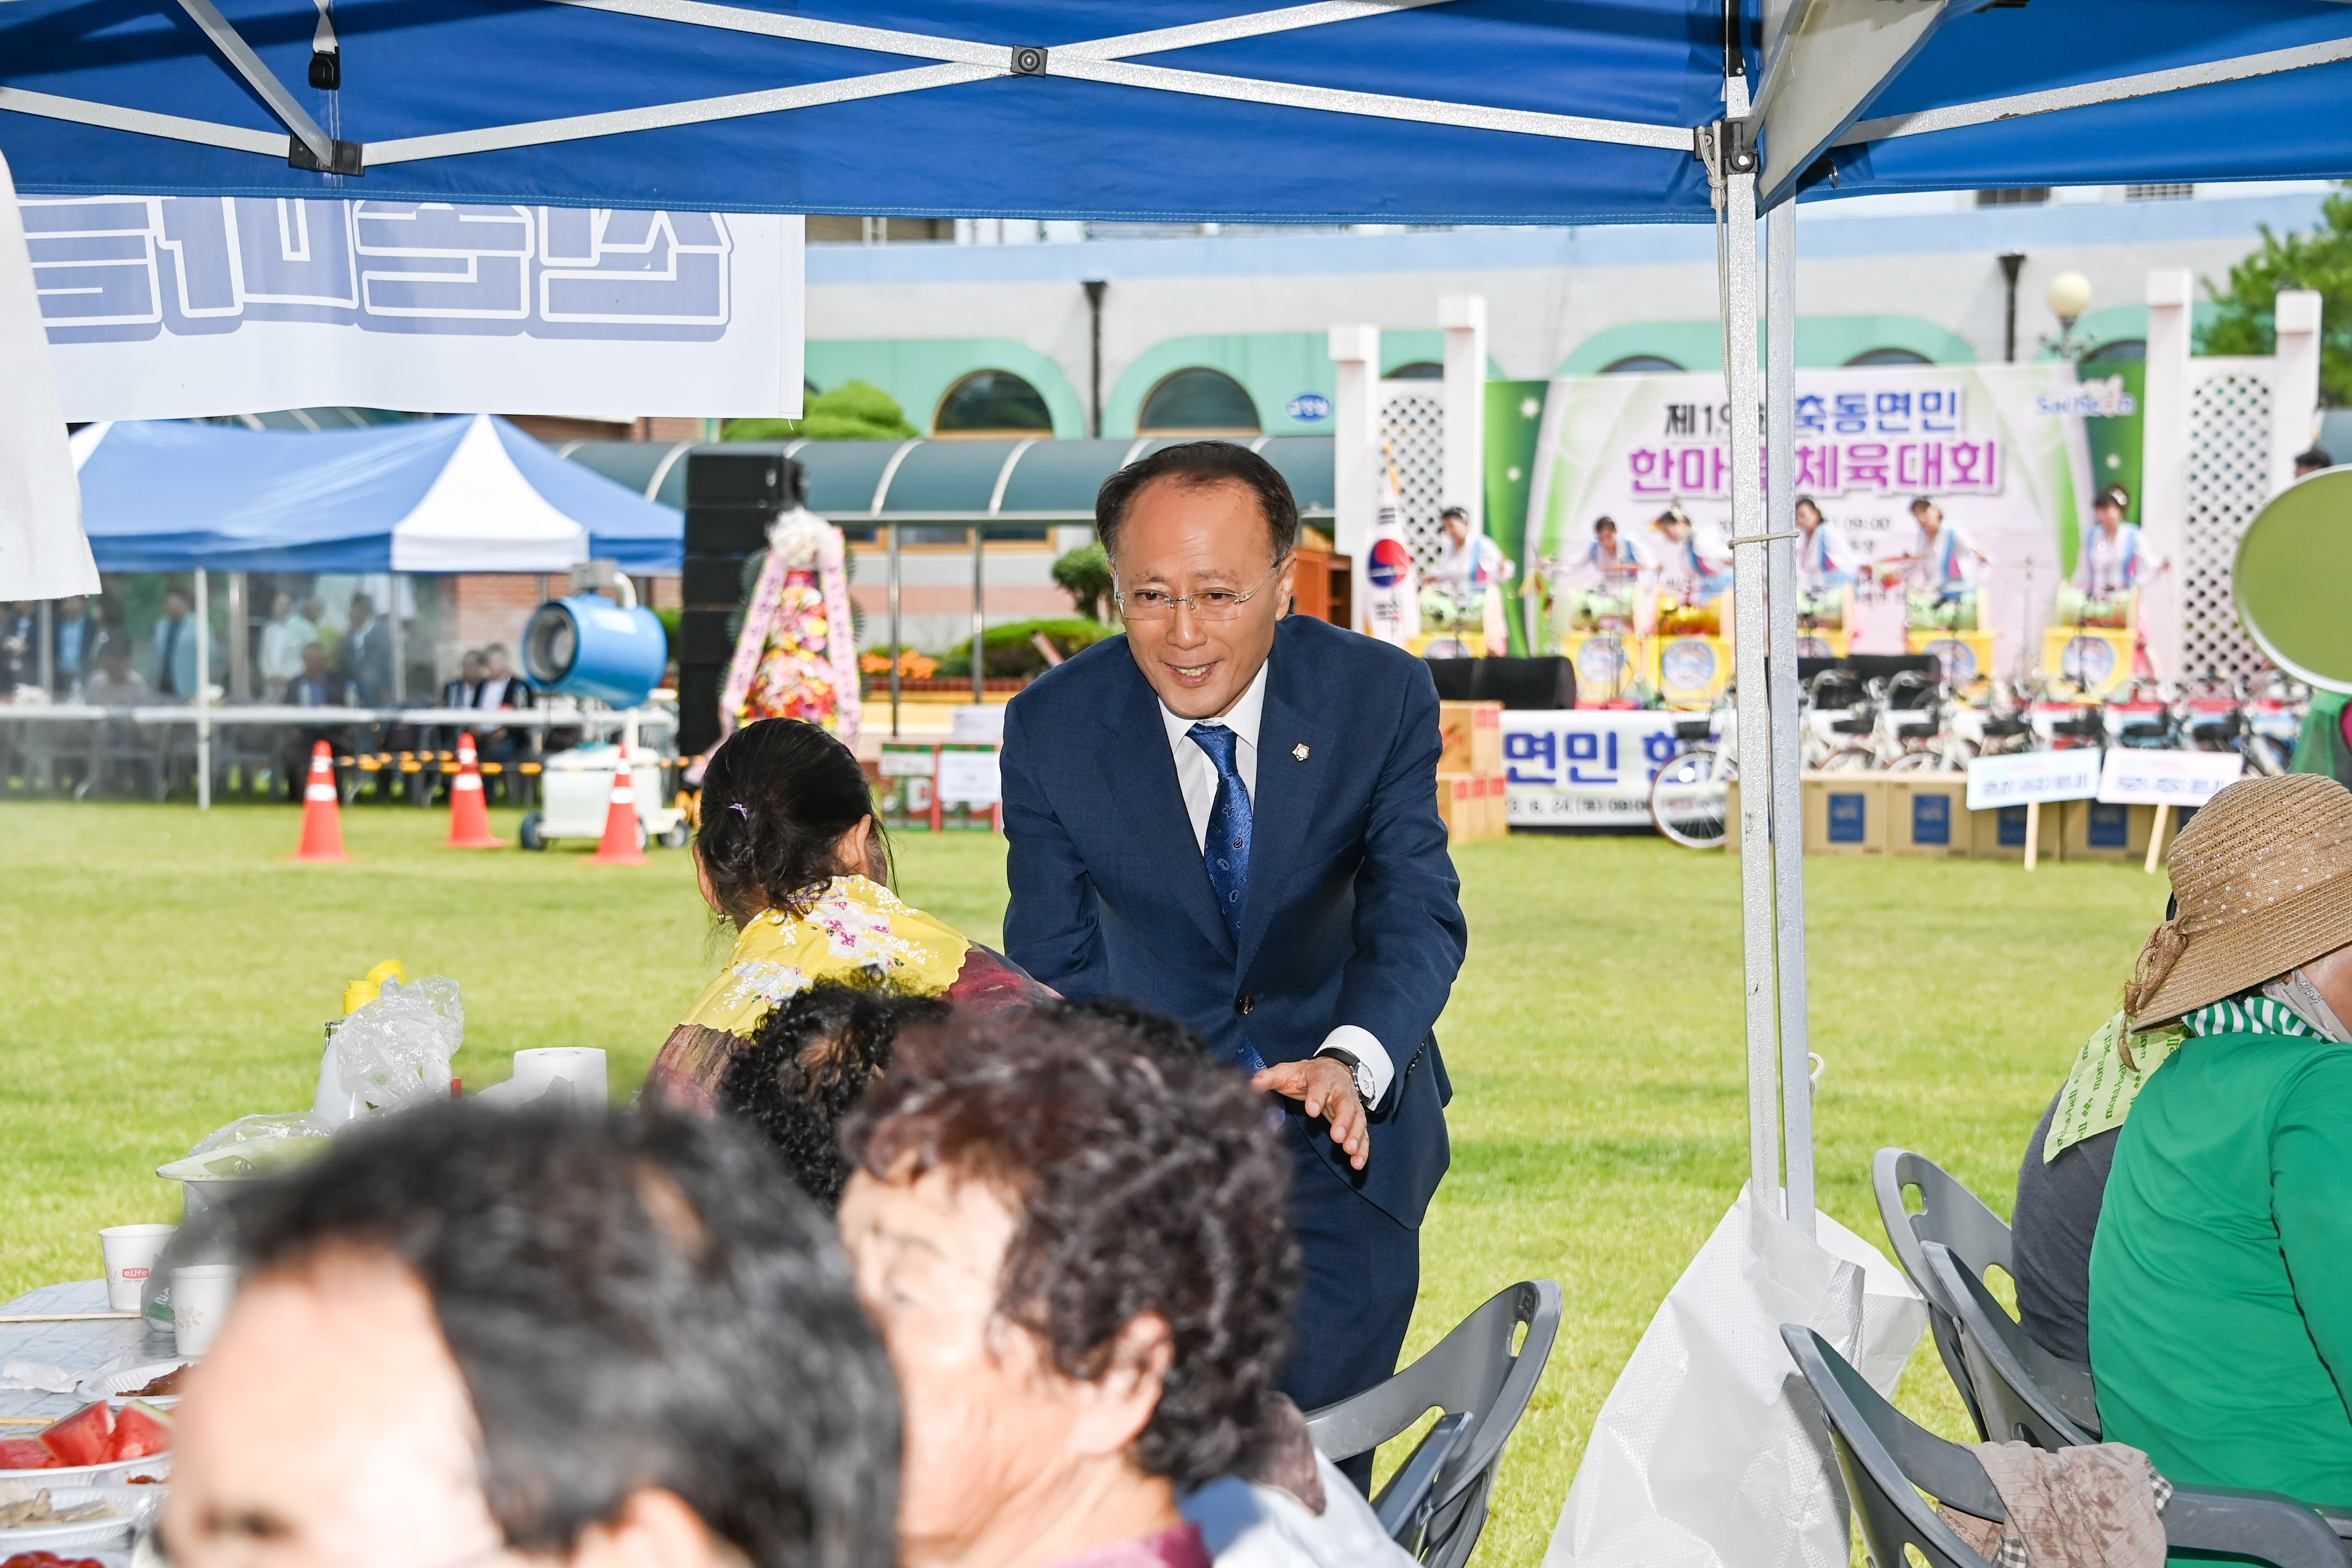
[1001,442,1467,1466]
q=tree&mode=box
[2198,190,2352,407]
[725,381,919,442]
[1050,543,1113,622]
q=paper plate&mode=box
[0,1485,158,1552]
[77,1360,193,1410]
[0,1454,172,1489]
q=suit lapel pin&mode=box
[1292,743,1310,761]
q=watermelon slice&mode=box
[38,1401,113,1467]
[0,1436,60,1469]
[104,1401,172,1462]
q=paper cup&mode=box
[99,1224,177,1313]
[171,1264,239,1356]
[510,1048,608,1107]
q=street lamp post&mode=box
[2044,270,2096,364]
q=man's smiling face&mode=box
[1112,475,1295,722]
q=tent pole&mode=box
[971,525,985,707]
[388,573,406,703]
[888,525,902,737]
[1765,197,1814,1235]
[37,599,54,695]
[194,568,211,810]
[226,571,249,701]
[1713,79,1778,1213]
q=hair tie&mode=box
[729,801,749,818]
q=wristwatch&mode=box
[1320,1048,1376,1105]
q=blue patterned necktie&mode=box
[1188,721,1267,1074]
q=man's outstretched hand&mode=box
[1251,1057,1369,1170]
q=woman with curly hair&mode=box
[645,718,1050,1114]
[836,1001,1409,1568]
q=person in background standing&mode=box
[1903,496,1987,632]
[2059,484,2150,631]
[49,595,104,697]
[258,592,317,701]
[2295,447,2333,479]
[340,593,394,706]
[146,585,218,703]
[283,644,357,799]
[1,603,35,692]
[473,642,533,773]
[1431,504,1514,652]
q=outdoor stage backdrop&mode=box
[1524,364,2107,680]
[22,197,803,421]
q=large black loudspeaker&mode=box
[679,448,807,755]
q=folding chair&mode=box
[1780,1325,2349,1568]
[1873,1148,2013,1440]
[1304,1279,1561,1566]
[1923,1242,2099,1447]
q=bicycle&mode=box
[1650,710,1735,849]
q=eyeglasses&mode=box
[1112,557,1289,622]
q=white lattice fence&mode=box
[2183,362,2275,681]
[1379,384,1448,573]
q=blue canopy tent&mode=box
[8,0,2352,1254]
[72,412,682,572]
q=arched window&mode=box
[2084,340,2147,365]
[1139,368,1260,434]
[1387,360,1445,380]
[1845,348,1932,367]
[1601,354,1682,374]
[934,370,1054,436]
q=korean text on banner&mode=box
[26,197,804,421]
[1966,750,2102,812]
[1503,709,1694,827]
[2097,750,2244,807]
[937,747,1002,807]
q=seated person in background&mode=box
[163,1100,900,1568]
[442,648,485,709]
[82,643,148,707]
[2087,774,2352,1505]
[720,981,951,1204]
[645,716,1049,1114]
[474,642,533,771]
[838,1002,1410,1568]
[283,642,358,795]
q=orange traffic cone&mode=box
[443,733,504,849]
[588,747,647,866]
[294,741,349,862]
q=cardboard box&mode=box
[1886,776,1971,858]
[2060,799,2156,863]
[1437,773,1509,844]
[1480,774,1509,839]
[1803,773,1885,856]
[1438,701,1504,777]
[1970,800,2063,862]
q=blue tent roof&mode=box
[4,2,2344,226]
[73,413,682,572]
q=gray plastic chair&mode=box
[1304,1279,1561,1568]
[1873,1148,2014,1440]
[1781,1325,2349,1568]
[1923,1241,2099,1446]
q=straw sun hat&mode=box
[2128,774,2352,1024]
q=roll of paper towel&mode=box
[506,1048,608,1107]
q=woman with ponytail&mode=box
[2069,774,2352,1505]
[645,718,1051,1113]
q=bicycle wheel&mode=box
[1884,750,1937,774]
[1651,747,1736,849]
[1819,745,1876,772]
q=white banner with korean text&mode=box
[25,196,803,420]
[1525,365,2104,682]
[2097,749,2243,808]
[1966,750,2102,812]
[1503,708,1708,825]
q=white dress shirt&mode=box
[1157,657,1396,1108]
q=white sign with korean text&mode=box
[937,747,1002,807]
[26,196,803,420]
[1503,709,1701,825]
[2097,750,2243,807]
[1966,750,2101,812]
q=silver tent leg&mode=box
[194,568,211,811]
[1711,77,1778,1210]
[1766,198,1815,1235]
[888,524,902,738]
[37,599,54,695]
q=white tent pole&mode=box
[194,567,211,810]
[1765,198,1814,1234]
[1711,75,1779,1209]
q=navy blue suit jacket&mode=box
[1001,614,1467,1227]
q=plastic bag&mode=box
[1543,1184,1926,1568]
[155,1110,333,1180]
[332,975,464,1111]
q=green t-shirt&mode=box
[2090,1030,2352,1507]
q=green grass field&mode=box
[0,800,2169,1562]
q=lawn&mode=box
[0,800,2169,1563]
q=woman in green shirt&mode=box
[2089,773,2352,1507]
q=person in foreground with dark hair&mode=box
[161,1102,901,1568]
[836,1002,1409,1568]
[998,440,1467,1473]
[720,981,951,1204]
[646,715,1050,1112]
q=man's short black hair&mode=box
[234,1102,899,1568]
[2297,446,2333,471]
[1095,440,1300,565]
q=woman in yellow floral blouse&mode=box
[645,718,1052,1113]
